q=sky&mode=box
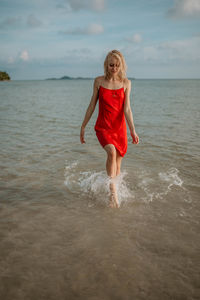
[0,0,200,80]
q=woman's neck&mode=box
[108,75,120,82]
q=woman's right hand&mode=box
[131,131,139,144]
[80,126,85,144]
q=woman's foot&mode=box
[109,191,119,208]
[108,179,119,208]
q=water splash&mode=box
[64,160,133,206]
[159,167,183,188]
[64,161,189,206]
[138,167,188,203]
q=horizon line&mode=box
[4,78,200,81]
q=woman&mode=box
[80,50,139,208]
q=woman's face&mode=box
[107,57,120,76]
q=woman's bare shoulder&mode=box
[94,76,104,88]
[94,76,104,83]
[123,78,131,91]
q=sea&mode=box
[0,79,199,300]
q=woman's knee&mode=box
[104,144,116,160]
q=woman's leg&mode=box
[104,144,119,208]
[104,144,117,177]
[116,151,123,176]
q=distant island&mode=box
[46,76,92,80]
[0,71,11,81]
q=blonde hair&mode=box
[104,50,127,81]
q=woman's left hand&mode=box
[80,126,86,144]
[131,131,139,144]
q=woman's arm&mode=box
[80,78,99,144]
[124,80,139,144]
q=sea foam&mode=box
[64,161,187,206]
[64,160,133,206]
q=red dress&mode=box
[94,85,127,157]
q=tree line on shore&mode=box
[0,71,10,81]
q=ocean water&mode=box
[0,79,199,299]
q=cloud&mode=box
[86,23,104,34]
[0,14,43,30]
[68,0,105,12]
[127,33,142,43]
[8,56,15,64]
[157,37,200,61]
[0,16,22,29]
[58,0,105,12]
[27,14,43,28]
[143,46,158,61]
[20,50,29,61]
[167,0,200,18]
[6,50,30,64]
[60,23,104,35]
[123,36,200,64]
[147,37,200,63]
